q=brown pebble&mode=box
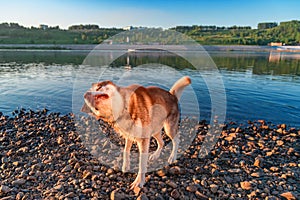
[280,192,297,200]
[186,184,198,192]
[240,181,252,190]
[82,188,93,193]
[57,136,65,145]
[254,157,263,167]
[156,169,167,177]
[195,191,209,199]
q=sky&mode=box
[0,0,299,29]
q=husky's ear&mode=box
[81,102,92,114]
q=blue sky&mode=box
[0,0,299,29]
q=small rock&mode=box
[280,124,287,129]
[266,151,273,156]
[254,157,263,167]
[270,166,279,172]
[224,176,233,184]
[210,184,218,193]
[64,192,76,198]
[82,170,92,179]
[240,181,252,190]
[186,184,198,193]
[110,189,128,200]
[12,179,26,186]
[0,185,11,193]
[57,136,65,145]
[276,140,284,146]
[13,161,20,166]
[0,195,14,200]
[62,165,72,172]
[166,180,177,188]
[16,192,24,200]
[156,169,166,177]
[82,188,93,193]
[54,184,63,191]
[251,172,261,177]
[280,192,297,200]
[169,166,182,175]
[137,193,149,200]
[107,168,114,175]
[170,189,180,199]
[195,191,208,199]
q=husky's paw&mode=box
[149,150,161,161]
[130,173,145,190]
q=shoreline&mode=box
[0,44,278,52]
[0,109,299,199]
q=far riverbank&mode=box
[0,44,276,52]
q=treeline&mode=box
[172,20,300,45]
[0,23,123,44]
[0,20,300,45]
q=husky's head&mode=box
[81,81,123,122]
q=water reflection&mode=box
[1,49,300,77]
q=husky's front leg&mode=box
[130,138,149,189]
[122,138,133,173]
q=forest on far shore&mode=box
[0,20,300,45]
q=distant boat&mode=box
[276,46,300,52]
[124,65,132,70]
[127,49,136,52]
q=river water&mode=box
[0,49,299,127]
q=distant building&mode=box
[39,24,48,30]
[123,26,133,31]
[257,22,278,29]
[269,42,283,46]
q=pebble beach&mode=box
[0,109,299,199]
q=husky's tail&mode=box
[169,76,191,100]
